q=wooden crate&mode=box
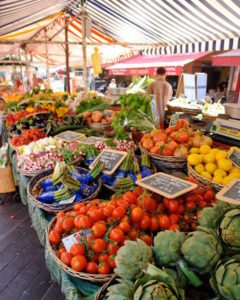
[0,167,16,193]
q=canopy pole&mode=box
[44,29,51,89]
[65,17,70,93]
[81,0,88,95]
[24,46,30,90]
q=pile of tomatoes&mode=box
[11,129,46,146]
[48,181,216,275]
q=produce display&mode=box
[168,97,202,111]
[188,145,240,185]
[37,162,102,204]
[202,101,225,117]
[140,119,211,157]
[83,110,117,126]
[95,138,136,152]
[10,128,46,147]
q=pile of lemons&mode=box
[188,145,240,185]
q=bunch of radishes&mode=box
[95,139,136,152]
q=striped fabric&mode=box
[68,0,240,54]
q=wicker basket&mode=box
[27,167,101,213]
[46,217,113,283]
[187,163,223,191]
[17,156,82,177]
[167,105,201,115]
[203,114,217,121]
[0,167,16,193]
[94,275,117,300]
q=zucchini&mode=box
[53,125,84,135]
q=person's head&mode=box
[0,98,6,111]
[156,67,167,80]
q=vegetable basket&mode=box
[94,275,117,299]
[187,163,223,191]
[46,217,113,283]
[27,167,101,213]
[167,105,201,115]
[17,156,82,177]
[87,122,112,130]
[140,144,187,170]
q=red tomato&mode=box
[108,255,116,269]
[169,214,179,224]
[157,203,165,213]
[129,228,138,240]
[140,215,151,230]
[89,253,99,262]
[92,239,107,253]
[70,243,85,256]
[109,228,125,243]
[123,191,136,204]
[163,198,170,209]
[58,247,66,257]
[116,199,129,208]
[187,176,199,184]
[168,200,179,213]
[132,187,142,198]
[112,207,126,219]
[198,201,207,208]
[74,203,84,211]
[150,216,159,232]
[99,253,109,263]
[86,262,98,274]
[203,190,214,202]
[98,262,111,274]
[71,255,87,272]
[107,242,119,255]
[185,201,196,212]
[88,209,103,223]
[62,218,75,232]
[131,207,143,223]
[140,234,152,246]
[92,223,107,238]
[74,215,91,229]
[169,224,180,232]
[159,214,171,230]
[103,205,114,217]
[54,221,63,234]
[119,222,130,233]
[56,212,65,220]
[61,252,73,266]
[49,230,61,244]
[79,206,89,215]
[177,204,184,214]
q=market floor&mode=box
[0,194,65,300]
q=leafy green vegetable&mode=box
[76,97,104,114]
[106,279,134,300]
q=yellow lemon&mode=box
[218,159,232,172]
[194,164,205,174]
[205,163,217,174]
[213,176,223,184]
[214,169,227,178]
[190,148,200,154]
[216,150,227,161]
[188,154,203,166]
[210,148,218,155]
[200,145,211,155]
[222,173,240,185]
[201,171,212,180]
[203,153,215,164]
[230,167,240,175]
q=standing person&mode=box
[147,67,172,129]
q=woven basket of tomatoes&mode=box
[140,119,193,169]
[10,128,46,151]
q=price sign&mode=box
[89,149,127,175]
[55,131,85,142]
[62,229,91,252]
[216,179,240,205]
[82,136,105,145]
[136,172,197,199]
[227,147,240,168]
[169,113,179,127]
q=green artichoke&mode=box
[181,226,223,274]
[210,255,240,300]
[153,230,186,267]
[106,279,134,300]
[115,239,153,281]
[218,208,240,253]
[198,200,233,229]
[134,264,185,300]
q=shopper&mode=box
[147,67,172,129]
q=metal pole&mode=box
[24,46,30,90]
[65,17,70,93]
[18,50,23,81]
[44,29,51,88]
[81,0,88,95]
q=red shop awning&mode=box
[107,52,210,76]
[212,50,240,66]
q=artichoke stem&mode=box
[178,259,202,287]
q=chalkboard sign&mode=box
[170,113,179,127]
[216,179,240,205]
[227,147,240,168]
[136,172,197,198]
[55,131,85,142]
[89,149,127,175]
[82,136,105,145]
